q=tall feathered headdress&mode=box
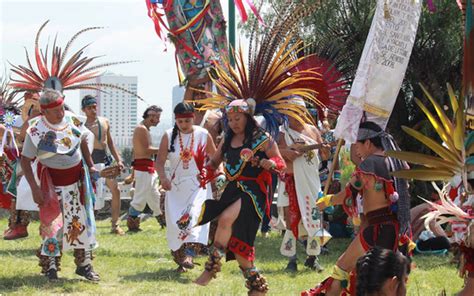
[193,3,328,138]
[0,77,21,114]
[294,39,354,116]
[9,20,143,100]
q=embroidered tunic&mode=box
[22,114,97,256]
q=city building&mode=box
[80,73,138,148]
[171,85,185,125]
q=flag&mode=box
[334,0,422,143]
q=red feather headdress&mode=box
[9,20,143,100]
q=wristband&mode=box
[316,194,334,208]
[269,156,285,171]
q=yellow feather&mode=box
[419,83,454,136]
[402,126,461,164]
[385,151,461,172]
[414,98,459,155]
[447,83,459,115]
[454,108,465,151]
[391,169,454,181]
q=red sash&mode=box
[37,162,83,186]
[133,159,155,173]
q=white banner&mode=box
[334,0,422,143]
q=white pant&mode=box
[130,170,162,216]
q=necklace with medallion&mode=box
[178,130,194,169]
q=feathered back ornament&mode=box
[420,183,473,230]
[193,3,325,139]
[386,84,471,186]
[9,20,143,100]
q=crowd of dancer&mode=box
[3,88,473,295]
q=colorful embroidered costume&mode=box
[197,130,271,261]
[354,155,400,252]
[22,106,99,281]
[277,126,324,271]
[165,125,211,269]
[10,20,138,281]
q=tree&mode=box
[241,0,463,198]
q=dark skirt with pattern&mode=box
[197,180,267,262]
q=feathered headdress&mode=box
[192,3,328,139]
[0,77,21,115]
[386,83,470,182]
[9,20,143,100]
[292,44,352,118]
[421,183,473,229]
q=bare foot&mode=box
[194,270,214,286]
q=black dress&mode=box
[197,131,272,262]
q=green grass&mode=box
[0,218,464,295]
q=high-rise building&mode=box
[171,85,185,125]
[79,73,138,148]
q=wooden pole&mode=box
[323,138,344,196]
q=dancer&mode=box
[21,88,99,281]
[0,81,24,239]
[127,105,162,232]
[82,95,125,235]
[308,121,402,295]
[277,99,326,272]
[189,4,326,294]
[11,20,140,281]
[156,102,218,272]
[356,247,410,296]
[194,99,285,295]
[4,92,42,240]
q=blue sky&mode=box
[0,0,232,123]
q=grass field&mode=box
[0,218,464,295]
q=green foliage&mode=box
[339,147,355,187]
[0,219,464,295]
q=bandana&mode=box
[357,127,384,141]
[81,96,97,109]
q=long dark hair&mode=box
[356,247,410,296]
[169,102,194,152]
[222,113,259,154]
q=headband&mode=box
[225,99,250,114]
[175,113,194,119]
[40,97,64,110]
[357,127,384,141]
[81,96,97,109]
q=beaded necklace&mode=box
[178,129,194,169]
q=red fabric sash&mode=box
[284,174,301,238]
[37,162,82,186]
[133,158,155,173]
[36,162,83,230]
[236,170,273,218]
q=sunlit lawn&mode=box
[0,218,464,295]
